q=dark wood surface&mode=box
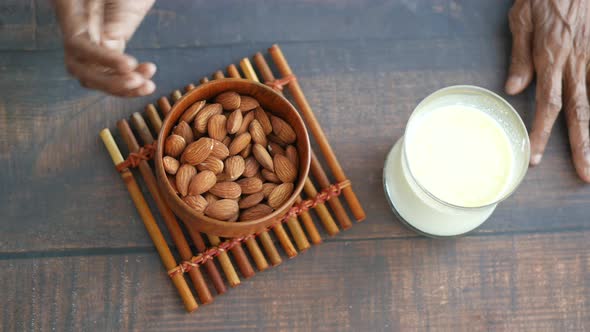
[1,1,588,331]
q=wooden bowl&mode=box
[155,79,311,237]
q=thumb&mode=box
[505,0,534,95]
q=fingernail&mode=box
[505,76,523,95]
[138,81,156,95]
[125,57,138,71]
[530,153,542,165]
[124,74,144,89]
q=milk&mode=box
[405,105,513,207]
[383,86,530,237]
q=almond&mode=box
[240,144,252,158]
[173,121,194,144]
[204,193,219,205]
[285,145,299,169]
[243,157,260,178]
[194,103,222,133]
[210,139,229,160]
[238,192,265,209]
[227,109,243,134]
[209,181,242,199]
[167,174,179,194]
[183,195,208,213]
[229,132,251,155]
[222,136,232,147]
[239,95,259,112]
[252,144,274,171]
[176,164,196,196]
[216,172,231,182]
[249,119,267,147]
[207,114,227,141]
[271,115,296,144]
[236,111,255,134]
[254,107,273,135]
[236,177,263,194]
[274,154,297,183]
[181,137,214,165]
[252,172,265,182]
[228,213,239,222]
[163,156,180,175]
[188,170,217,195]
[261,169,281,183]
[205,199,239,220]
[268,182,294,209]
[215,91,241,110]
[224,155,245,181]
[268,133,288,146]
[197,156,224,174]
[261,183,277,198]
[165,134,186,158]
[240,204,273,221]
[181,100,206,123]
[268,142,285,157]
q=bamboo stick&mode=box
[253,52,333,236]
[171,90,183,102]
[296,196,322,244]
[226,64,240,79]
[185,83,196,92]
[272,224,297,258]
[99,128,198,313]
[310,150,352,229]
[117,119,213,305]
[157,97,172,117]
[304,178,339,235]
[138,111,243,287]
[207,235,241,286]
[200,77,209,84]
[129,114,227,294]
[144,104,162,134]
[239,58,260,82]
[212,69,271,271]
[213,70,224,80]
[226,61,297,258]
[184,225,227,295]
[258,232,282,266]
[269,44,366,222]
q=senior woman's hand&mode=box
[54,0,156,97]
[505,0,590,182]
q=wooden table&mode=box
[1,1,589,331]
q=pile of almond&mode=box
[163,91,300,222]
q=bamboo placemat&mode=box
[99,44,366,312]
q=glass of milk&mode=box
[383,85,530,237]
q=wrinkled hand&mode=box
[54,0,156,97]
[505,0,590,182]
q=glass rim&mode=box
[402,85,531,210]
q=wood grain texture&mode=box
[0,1,512,51]
[1,0,589,330]
[2,231,589,331]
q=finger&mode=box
[564,58,590,182]
[135,62,157,79]
[529,65,563,165]
[505,0,534,95]
[121,80,156,97]
[65,35,137,73]
[65,56,146,96]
